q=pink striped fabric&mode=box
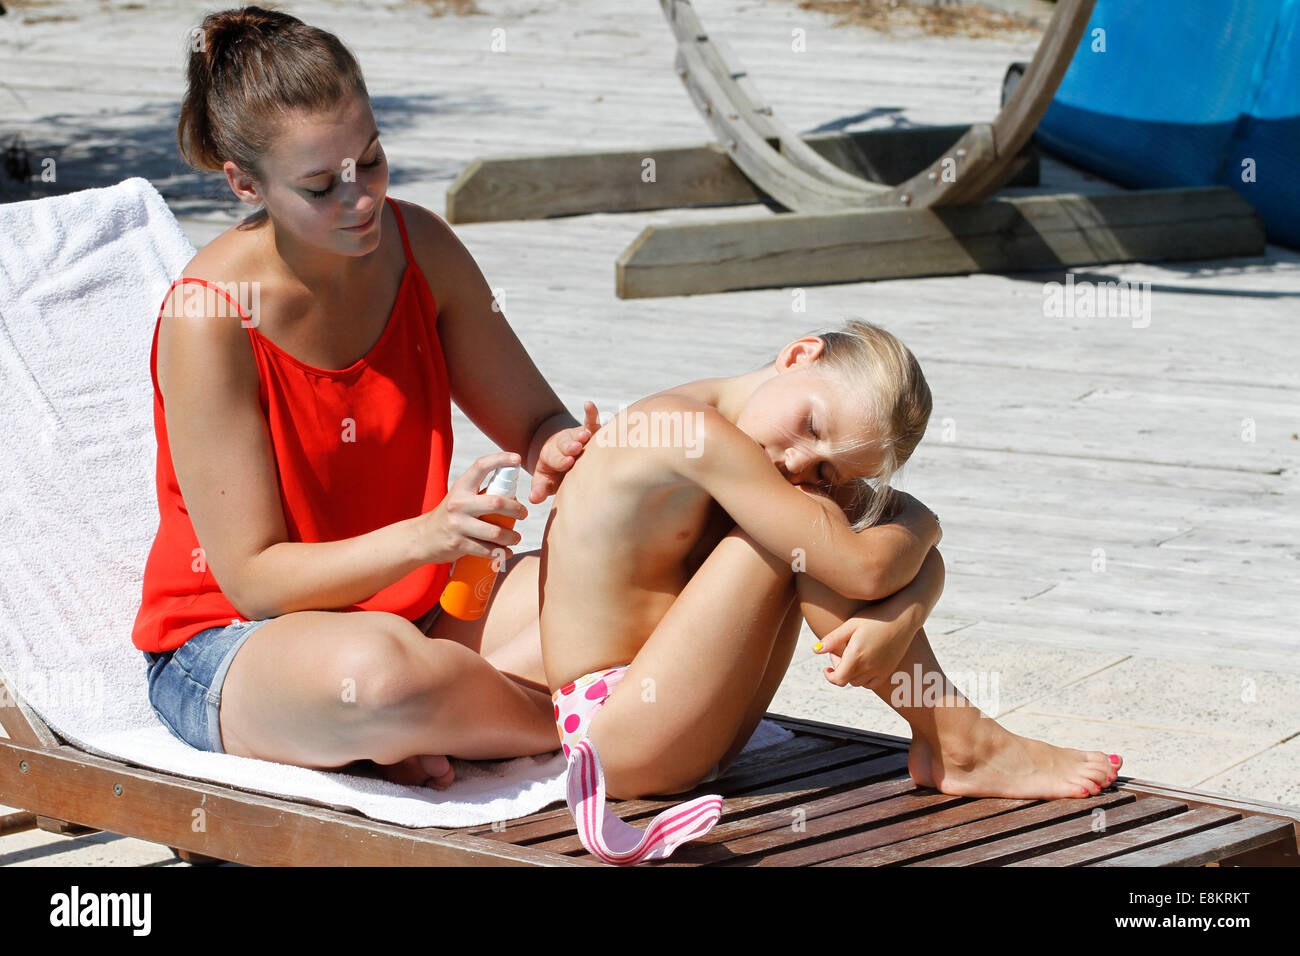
[553,666,723,864]
[565,740,723,865]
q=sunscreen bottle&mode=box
[439,466,520,621]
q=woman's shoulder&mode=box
[156,217,270,401]
[384,197,485,307]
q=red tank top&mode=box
[132,198,453,652]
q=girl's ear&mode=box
[778,335,827,370]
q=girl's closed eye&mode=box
[804,413,832,485]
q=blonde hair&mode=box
[805,319,932,530]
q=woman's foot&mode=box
[374,753,456,790]
[909,717,1121,800]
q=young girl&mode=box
[133,6,598,789]
[539,320,1123,864]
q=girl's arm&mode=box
[675,401,941,601]
[800,547,946,689]
[402,202,595,501]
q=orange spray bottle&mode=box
[439,465,520,620]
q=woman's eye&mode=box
[306,182,333,199]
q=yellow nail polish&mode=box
[813,642,823,652]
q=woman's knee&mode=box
[329,613,480,717]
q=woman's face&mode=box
[737,341,883,491]
[231,92,389,256]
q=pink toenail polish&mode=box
[1108,754,1120,765]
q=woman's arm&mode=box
[401,202,595,501]
[158,285,524,621]
[675,400,940,601]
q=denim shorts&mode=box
[141,605,444,754]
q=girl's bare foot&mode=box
[374,753,456,790]
[909,717,1122,800]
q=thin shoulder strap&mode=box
[159,277,251,323]
[386,196,415,267]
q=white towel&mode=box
[0,177,790,829]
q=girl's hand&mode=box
[813,604,920,691]
[413,452,529,565]
[527,401,600,504]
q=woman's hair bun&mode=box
[177,6,368,177]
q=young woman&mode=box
[133,6,597,788]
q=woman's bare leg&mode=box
[218,609,559,786]
[585,526,800,799]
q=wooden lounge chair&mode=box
[4,671,1296,866]
[445,0,1266,297]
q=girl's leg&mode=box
[218,609,559,781]
[431,550,549,691]
[585,525,799,799]
[883,627,1121,800]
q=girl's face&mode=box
[737,339,884,491]
[228,92,389,256]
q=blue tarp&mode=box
[1036,0,1300,247]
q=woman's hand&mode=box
[411,452,529,565]
[526,401,600,504]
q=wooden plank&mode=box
[524,743,895,854]
[0,739,589,867]
[826,794,1139,866]
[443,126,1038,224]
[0,810,38,836]
[1091,816,1298,867]
[909,796,1188,866]
[616,186,1266,298]
[0,671,63,750]
[469,734,848,844]
[36,816,99,837]
[1009,806,1242,866]
[709,788,980,866]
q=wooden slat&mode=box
[467,734,846,844]
[526,744,897,854]
[908,795,1186,866]
[1091,816,1297,867]
[616,186,1266,298]
[745,792,1048,867]
[1009,806,1242,866]
[647,776,926,865]
[0,810,38,836]
[823,794,1131,866]
[0,671,62,749]
[36,815,99,837]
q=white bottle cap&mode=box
[484,466,520,499]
